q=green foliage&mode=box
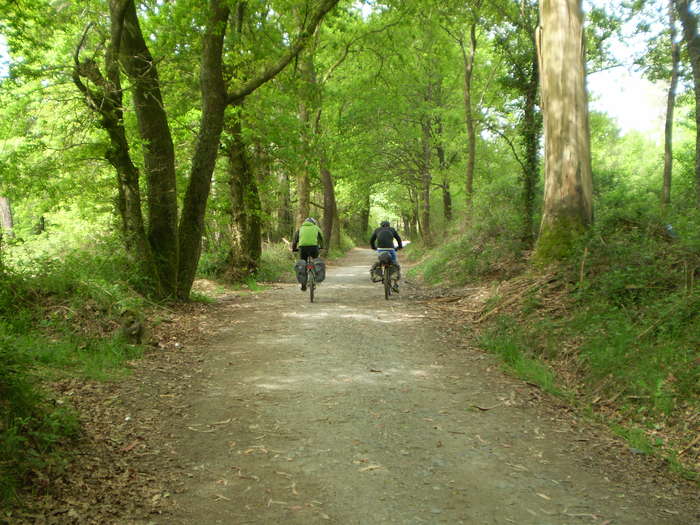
[408,193,526,285]
[0,336,79,503]
[254,243,296,283]
[0,219,156,501]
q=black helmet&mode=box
[380,220,390,227]
[305,217,318,226]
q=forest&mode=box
[1,0,699,517]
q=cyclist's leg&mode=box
[388,249,401,291]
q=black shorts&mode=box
[299,246,320,260]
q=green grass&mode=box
[476,316,562,397]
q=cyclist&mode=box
[369,220,403,292]
[292,217,324,291]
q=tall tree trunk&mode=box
[320,152,337,253]
[117,0,179,296]
[435,118,452,223]
[676,0,700,206]
[225,108,262,278]
[277,172,294,241]
[663,0,681,208]
[73,6,161,294]
[359,192,370,240]
[0,197,14,239]
[522,53,542,246]
[331,202,341,249]
[459,22,478,211]
[420,116,433,245]
[535,0,593,262]
[296,50,316,227]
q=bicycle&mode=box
[374,250,399,300]
[305,256,317,303]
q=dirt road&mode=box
[158,248,698,524]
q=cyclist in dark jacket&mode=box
[370,221,403,260]
[369,221,402,291]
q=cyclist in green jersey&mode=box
[292,218,325,291]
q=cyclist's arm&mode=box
[291,230,299,251]
[369,230,377,250]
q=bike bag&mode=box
[294,260,307,284]
[313,258,326,283]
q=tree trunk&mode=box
[662,1,680,209]
[0,197,14,239]
[331,202,341,249]
[320,153,337,254]
[535,0,593,262]
[420,115,432,245]
[676,0,700,206]
[176,2,230,298]
[117,0,179,297]
[359,192,370,240]
[277,172,294,241]
[73,5,160,294]
[435,118,452,223]
[225,108,262,278]
[460,23,478,211]
[522,53,542,246]
[296,50,316,227]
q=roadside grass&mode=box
[476,316,562,397]
[410,209,700,479]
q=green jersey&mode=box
[298,221,323,247]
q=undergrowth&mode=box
[1,232,153,503]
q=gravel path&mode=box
[160,248,699,525]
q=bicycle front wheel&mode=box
[308,271,316,303]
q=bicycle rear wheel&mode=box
[383,266,391,300]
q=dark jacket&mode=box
[370,226,402,250]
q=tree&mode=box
[535,0,593,261]
[73,0,339,299]
[663,0,681,208]
[492,0,543,245]
[676,0,700,206]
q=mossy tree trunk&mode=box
[277,172,294,241]
[534,0,593,262]
[225,106,262,278]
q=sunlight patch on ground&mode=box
[248,366,429,391]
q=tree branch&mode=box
[226,0,339,104]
